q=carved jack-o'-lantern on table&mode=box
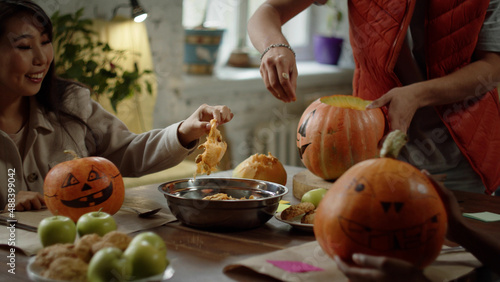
[296,95,385,180]
[43,151,124,222]
[314,130,447,268]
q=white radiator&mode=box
[251,117,304,167]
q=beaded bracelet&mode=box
[260,43,296,60]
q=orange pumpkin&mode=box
[43,151,125,222]
[297,95,385,180]
[314,130,447,268]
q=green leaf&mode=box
[51,7,155,110]
[98,68,117,79]
[85,60,98,73]
[65,64,84,79]
[102,43,112,52]
[74,8,84,18]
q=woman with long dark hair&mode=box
[0,0,233,211]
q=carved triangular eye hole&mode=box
[62,173,80,188]
[87,166,103,182]
[298,109,316,138]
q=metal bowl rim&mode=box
[157,177,288,202]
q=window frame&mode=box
[182,0,319,64]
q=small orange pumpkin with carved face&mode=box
[43,152,124,222]
[314,131,447,269]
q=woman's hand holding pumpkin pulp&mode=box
[177,104,233,148]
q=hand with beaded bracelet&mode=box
[248,0,327,102]
[248,0,325,102]
[257,42,298,103]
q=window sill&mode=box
[180,61,353,98]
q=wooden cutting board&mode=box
[292,169,336,200]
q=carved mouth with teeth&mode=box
[61,182,113,208]
[338,213,441,251]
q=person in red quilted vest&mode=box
[248,0,500,195]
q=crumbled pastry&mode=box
[75,233,102,262]
[33,231,133,281]
[202,193,255,200]
[280,202,315,221]
[91,230,131,253]
[301,209,316,224]
[34,243,79,268]
[41,257,88,282]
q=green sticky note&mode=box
[463,212,500,222]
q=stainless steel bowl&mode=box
[158,178,288,230]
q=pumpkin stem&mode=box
[64,149,79,160]
[380,130,408,159]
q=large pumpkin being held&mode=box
[44,150,125,222]
[314,130,447,269]
[297,95,385,180]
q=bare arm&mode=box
[248,0,312,52]
[368,51,500,132]
[247,0,316,102]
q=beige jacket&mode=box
[0,86,196,208]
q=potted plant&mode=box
[183,0,225,75]
[51,8,153,112]
[313,0,344,65]
[183,27,225,75]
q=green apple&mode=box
[123,240,169,279]
[301,188,328,208]
[87,247,131,282]
[38,215,76,247]
[76,210,117,237]
[129,232,167,257]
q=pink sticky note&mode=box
[266,260,324,273]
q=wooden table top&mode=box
[2,166,500,281]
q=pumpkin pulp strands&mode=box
[379,129,408,159]
[320,95,372,110]
[64,149,80,160]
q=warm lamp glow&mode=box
[134,13,147,23]
[131,0,147,22]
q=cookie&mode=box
[281,202,315,221]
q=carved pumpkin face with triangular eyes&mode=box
[58,165,114,208]
[314,158,447,269]
[44,156,124,222]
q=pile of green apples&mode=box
[37,210,169,281]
